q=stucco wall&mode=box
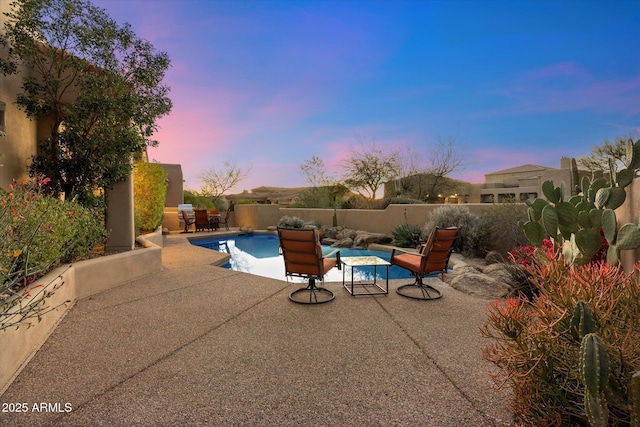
[0,2,38,189]
[234,203,497,235]
[159,163,184,208]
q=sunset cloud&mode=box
[92,0,639,193]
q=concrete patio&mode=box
[1,231,512,426]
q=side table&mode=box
[341,256,389,296]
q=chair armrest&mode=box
[390,247,423,259]
[323,248,341,270]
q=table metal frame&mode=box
[341,256,389,296]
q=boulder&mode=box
[336,229,357,240]
[353,232,393,247]
[482,263,516,286]
[332,238,354,248]
[449,271,511,299]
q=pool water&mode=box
[190,233,416,282]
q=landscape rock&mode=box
[482,263,516,286]
[449,271,511,299]
[354,232,393,247]
[332,238,354,248]
[239,226,254,234]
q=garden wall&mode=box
[234,203,496,235]
[0,229,163,394]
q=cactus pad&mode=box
[602,209,617,245]
[616,224,640,250]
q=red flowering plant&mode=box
[508,238,555,267]
[482,259,640,426]
[1,176,105,330]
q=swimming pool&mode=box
[190,233,415,282]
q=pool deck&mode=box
[1,230,513,426]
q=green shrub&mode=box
[183,190,216,210]
[482,259,640,426]
[392,223,422,248]
[480,201,529,255]
[1,177,106,330]
[133,161,168,233]
[423,205,489,257]
[277,216,305,229]
[385,196,424,205]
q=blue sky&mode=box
[92,0,640,193]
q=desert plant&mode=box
[392,223,422,248]
[482,259,640,426]
[423,205,489,256]
[481,200,530,255]
[519,139,640,266]
[133,160,168,233]
[1,176,105,330]
[277,216,305,229]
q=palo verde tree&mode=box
[0,0,172,206]
[342,140,400,200]
[197,161,251,206]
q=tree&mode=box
[300,155,329,187]
[390,137,466,202]
[342,141,400,200]
[297,155,333,208]
[577,134,633,173]
[0,0,172,205]
[423,137,466,201]
[198,161,251,205]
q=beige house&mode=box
[479,157,589,203]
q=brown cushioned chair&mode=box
[277,227,341,304]
[390,226,459,300]
[194,209,211,232]
[218,209,230,231]
[180,210,195,233]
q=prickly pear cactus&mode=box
[519,139,640,265]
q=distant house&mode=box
[479,157,589,203]
[384,157,590,204]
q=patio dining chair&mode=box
[390,226,459,300]
[194,209,211,232]
[218,209,230,231]
[277,227,341,304]
[180,210,195,233]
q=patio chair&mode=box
[277,227,341,304]
[390,226,459,300]
[180,210,195,233]
[194,209,211,232]
[208,209,220,230]
[218,209,230,231]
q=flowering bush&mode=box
[482,259,640,426]
[1,177,105,330]
[508,239,554,266]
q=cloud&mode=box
[475,62,640,118]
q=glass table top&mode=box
[341,256,390,267]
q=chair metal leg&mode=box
[289,278,335,304]
[396,275,442,300]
